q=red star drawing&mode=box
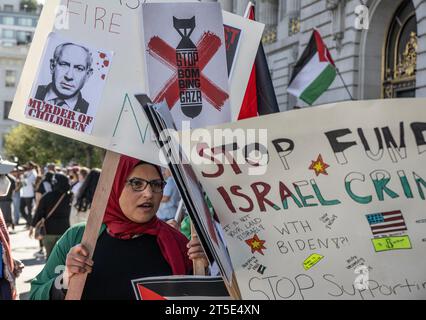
[245,234,267,255]
[309,154,330,176]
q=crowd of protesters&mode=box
[0,159,103,299]
[2,161,100,235]
[0,155,209,300]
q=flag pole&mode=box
[244,1,254,18]
[335,67,355,101]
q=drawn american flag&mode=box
[366,210,407,236]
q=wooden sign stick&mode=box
[227,273,242,300]
[190,221,241,299]
[65,150,121,300]
[190,222,207,276]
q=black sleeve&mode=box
[49,276,67,300]
[31,195,48,227]
[36,182,45,195]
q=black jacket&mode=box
[32,191,71,235]
[35,84,89,114]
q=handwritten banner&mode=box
[182,98,426,300]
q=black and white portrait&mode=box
[35,42,93,114]
[26,33,113,134]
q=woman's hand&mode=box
[28,227,34,238]
[187,236,209,267]
[63,244,94,288]
[13,260,24,278]
[166,219,179,230]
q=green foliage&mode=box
[20,0,39,12]
[4,124,105,168]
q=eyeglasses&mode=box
[126,177,166,193]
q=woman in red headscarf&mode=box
[29,155,207,300]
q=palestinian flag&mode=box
[132,276,230,300]
[288,30,336,105]
[238,2,280,120]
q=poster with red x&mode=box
[142,2,231,130]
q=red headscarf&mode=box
[103,155,192,275]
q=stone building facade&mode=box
[0,0,39,152]
[216,0,425,111]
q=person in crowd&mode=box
[69,167,89,226]
[0,174,16,232]
[32,171,54,259]
[36,172,54,201]
[19,163,37,228]
[33,163,42,177]
[46,163,56,173]
[0,194,24,299]
[68,166,80,187]
[29,173,72,259]
[34,175,43,203]
[29,155,207,300]
[10,167,23,227]
[70,168,101,226]
[156,169,181,222]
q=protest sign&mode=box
[224,24,242,78]
[8,0,263,300]
[182,98,426,300]
[10,0,263,163]
[142,99,235,286]
[142,2,231,129]
[221,11,263,121]
[10,0,162,164]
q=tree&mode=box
[4,124,105,168]
[20,0,39,12]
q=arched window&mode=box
[382,0,417,98]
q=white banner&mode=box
[182,98,426,300]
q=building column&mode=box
[287,0,300,16]
[233,0,250,16]
[257,0,278,27]
[413,0,426,97]
[218,0,233,12]
[326,0,347,52]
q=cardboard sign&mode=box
[182,98,426,300]
[143,100,235,284]
[224,24,242,77]
[142,2,231,130]
[9,0,162,164]
[10,0,263,164]
[220,11,263,121]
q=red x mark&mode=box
[148,32,229,111]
